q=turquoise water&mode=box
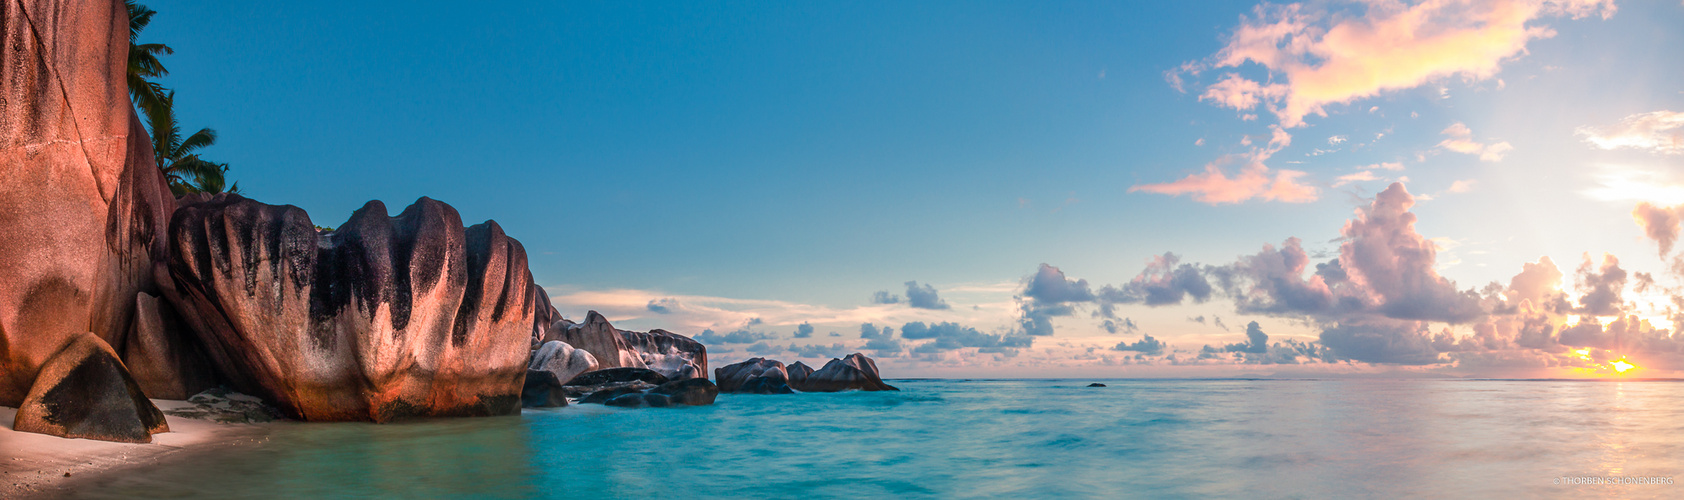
[58,380,1684,499]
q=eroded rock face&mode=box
[714,358,794,394]
[650,378,718,406]
[547,311,646,369]
[13,332,169,443]
[0,0,177,415]
[121,292,218,400]
[564,367,668,387]
[522,341,597,408]
[786,361,814,390]
[619,328,707,380]
[159,194,537,421]
[796,353,898,392]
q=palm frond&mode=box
[177,128,218,155]
[127,1,155,44]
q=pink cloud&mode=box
[1131,126,1318,204]
[1576,110,1684,154]
[1436,122,1513,161]
[1185,0,1614,128]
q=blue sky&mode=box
[147,1,1684,377]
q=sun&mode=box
[1569,349,1640,376]
[1610,358,1636,374]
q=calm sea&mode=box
[54,380,1684,499]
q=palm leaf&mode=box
[177,128,218,155]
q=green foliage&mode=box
[127,1,237,195]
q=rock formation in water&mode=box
[159,194,540,421]
[796,353,899,392]
[12,332,170,443]
[619,328,708,380]
[539,310,708,380]
[714,358,795,394]
[546,311,646,369]
[786,361,814,390]
[522,341,598,408]
[1,0,178,442]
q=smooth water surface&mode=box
[58,380,1684,498]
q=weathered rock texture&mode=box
[546,311,646,369]
[159,194,539,421]
[795,353,899,392]
[619,328,707,380]
[522,341,596,408]
[121,292,218,399]
[13,332,169,443]
[786,361,814,389]
[1,0,181,437]
[714,358,794,394]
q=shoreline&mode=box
[1,401,273,498]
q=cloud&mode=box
[1447,179,1477,193]
[1632,202,1684,257]
[1225,321,1271,354]
[646,298,679,314]
[1319,320,1441,365]
[1097,252,1216,307]
[1100,317,1139,334]
[1200,73,1289,111]
[1366,162,1405,171]
[1340,183,1487,322]
[1334,171,1379,187]
[1023,264,1095,303]
[1572,253,1627,316]
[746,342,784,355]
[1184,0,1614,128]
[904,281,951,310]
[792,322,814,338]
[1576,110,1684,154]
[871,290,900,304]
[788,343,849,359]
[695,329,777,345]
[903,321,1033,353]
[1436,123,1513,162]
[859,322,893,340]
[1113,334,1166,355]
[1130,126,1318,204]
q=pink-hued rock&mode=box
[548,311,647,370]
[121,292,218,400]
[13,331,169,443]
[795,353,898,392]
[0,0,176,421]
[160,194,538,421]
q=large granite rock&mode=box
[547,311,646,369]
[618,328,707,380]
[13,332,169,443]
[1,0,177,419]
[714,358,794,394]
[521,341,596,408]
[650,378,718,406]
[786,361,814,390]
[158,194,538,421]
[564,367,668,387]
[795,353,898,392]
[121,292,218,399]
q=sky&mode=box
[145,0,1684,378]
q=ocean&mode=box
[55,380,1684,499]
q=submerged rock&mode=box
[578,383,659,405]
[796,353,898,392]
[13,333,169,443]
[1087,383,1107,388]
[715,358,794,394]
[162,387,284,424]
[650,378,719,406]
[160,194,538,421]
[564,367,669,387]
[605,392,673,408]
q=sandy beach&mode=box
[0,401,272,498]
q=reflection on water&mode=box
[59,380,1684,499]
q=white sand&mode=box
[0,400,271,498]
